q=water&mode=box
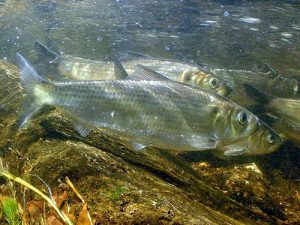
[1,0,300,76]
[1,0,300,224]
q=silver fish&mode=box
[219,124,282,156]
[34,42,232,96]
[244,84,299,145]
[209,65,300,99]
[17,53,282,156]
[267,98,300,145]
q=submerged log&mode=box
[0,60,299,224]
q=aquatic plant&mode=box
[110,186,125,201]
[0,170,74,225]
[1,197,21,225]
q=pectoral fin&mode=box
[189,137,219,150]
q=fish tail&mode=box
[16,53,50,128]
[34,41,59,61]
[243,83,279,125]
[243,83,273,105]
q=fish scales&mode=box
[41,79,238,149]
[52,80,210,126]
[17,53,283,155]
[211,68,300,99]
[59,56,198,81]
[34,42,232,97]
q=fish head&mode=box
[181,70,232,96]
[214,105,260,144]
[247,125,283,155]
[221,123,283,156]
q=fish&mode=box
[265,98,300,145]
[16,53,282,156]
[208,63,300,100]
[267,98,300,129]
[34,41,232,96]
[244,84,300,145]
[219,124,282,156]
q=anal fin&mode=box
[59,109,93,137]
[74,123,92,137]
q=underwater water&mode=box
[1,0,300,74]
[1,0,300,224]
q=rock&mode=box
[0,60,299,224]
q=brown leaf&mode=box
[27,200,44,217]
[47,214,64,225]
[54,190,68,209]
[66,211,77,224]
[77,202,92,225]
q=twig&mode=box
[0,171,74,225]
[65,177,85,203]
[29,173,56,205]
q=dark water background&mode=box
[1,0,300,76]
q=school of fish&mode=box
[13,40,300,157]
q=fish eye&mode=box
[237,111,248,125]
[209,78,218,89]
[266,132,274,144]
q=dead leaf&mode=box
[27,200,44,216]
[53,190,68,209]
[77,202,92,225]
[47,214,64,225]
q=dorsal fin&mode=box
[113,56,129,79]
[130,65,170,81]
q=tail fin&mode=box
[243,83,278,125]
[16,53,48,128]
[34,41,59,61]
[16,53,47,94]
[252,60,278,78]
[243,83,272,105]
[243,83,270,115]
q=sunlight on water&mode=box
[0,0,300,74]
